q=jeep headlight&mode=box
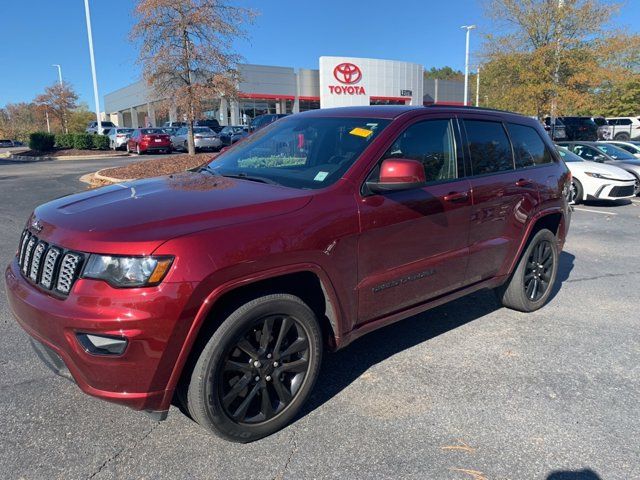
[82,255,173,287]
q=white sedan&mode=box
[171,127,222,151]
[557,146,637,203]
[107,128,134,150]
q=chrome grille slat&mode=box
[16,228,83,297]
[40,247,61,289]
[29,242,47,282]
[56,253,81,294]
[22,236,37,275]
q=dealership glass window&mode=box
[299,99,320,112]
[464,120,514,175]
[370,99,406,106]
[377,119,458,183]
[240,99,278,122]
[507,123,552,168]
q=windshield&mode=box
[595,144,636,160]
[194,127,213,134]
[557,147,583,162]
[206,116,390,189]
[141,129,165,135]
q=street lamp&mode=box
[52,64,63,85]
[461,25,476,106]
[83,0,102,133]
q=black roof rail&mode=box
[424,104,521,115]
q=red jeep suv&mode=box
[5,106,571,442]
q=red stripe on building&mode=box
[238,93,296,100]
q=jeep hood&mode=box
[31,172,312,254]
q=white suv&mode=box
[605,117,640,140]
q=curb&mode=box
[7,152,130,162]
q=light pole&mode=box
[83,0,102,133]
[52,64,63,85]
[475,66,481,107]
[461,25,476,106]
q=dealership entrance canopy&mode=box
[104,56,466,127]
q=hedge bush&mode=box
[29,132,55,152]
[73,133,93,150]
[92,134,110,150]
[55,133,74,149]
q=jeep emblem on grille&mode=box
[31,218,43,233]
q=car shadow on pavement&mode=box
[300,250,576,420]
[546,468,602,479]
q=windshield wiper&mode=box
[219,172,278,185]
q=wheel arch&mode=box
[162,264,343,408]
[505,209,564,277]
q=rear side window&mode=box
[507,123,552,168]
[464,120,514,175]
[380,119,458,183]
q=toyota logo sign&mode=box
[333,63,362,84]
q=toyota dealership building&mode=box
[104,56,466,128]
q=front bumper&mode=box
[588,180,636,200]
[5,259,196,412]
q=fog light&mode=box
[76,333,128,356]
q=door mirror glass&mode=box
[366,158,426,193]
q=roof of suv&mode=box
[296,105,527,120]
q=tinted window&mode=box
[617,119,632,126]
[507,123,552,168]
[595,144,636,160]
[614,144,639,154]
[557,148,583,162]
[140,128,164,135]
[570,144,601,161]
[379,119,458,183]
[464,120,514,174]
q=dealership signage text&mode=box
[328,85,366,95]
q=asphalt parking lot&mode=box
[1,158,639,480]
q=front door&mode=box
[356,117,472,324]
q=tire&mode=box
[186,294,322,443]
[614,132,631,141]
[183,141,188,152]
[570,178,583,204]
[495,229,558,313]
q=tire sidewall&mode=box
[188,295,322,443]
[514,229,559,311]
[571,178,583,204]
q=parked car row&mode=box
[544,116,640,142]
[557,141,640,204]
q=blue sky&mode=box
[0,0,637,110]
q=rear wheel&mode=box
[186,294,322,443]
[495,229,558,312]
[614,132,631,141]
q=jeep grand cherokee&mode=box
[5,106,571,442]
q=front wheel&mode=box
[569,178,583,204]
[495,228,558,312]
[186,294,322,443]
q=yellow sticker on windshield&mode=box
[349,127,373,138]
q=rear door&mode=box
[460,117,542,282]
[356,115,472,323]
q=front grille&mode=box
[610,185,635,198]
[17,229,84,296]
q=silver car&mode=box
[171,127,222,151]
[107,128,134,150]
[86,121,116,135]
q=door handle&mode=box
[515,178,533,187]
[443,191,469,202]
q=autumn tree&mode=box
[0,103,47,142]
[34,82,78,133]
[131,0,255,155]
[480,0,640,117]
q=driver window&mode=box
[378,119,458,183]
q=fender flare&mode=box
[159,262,344,408]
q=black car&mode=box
[194,119,222,133]
[0,139,15,147]
[249,113,288,132]
[547,117,598,141]
[218,126,248,146]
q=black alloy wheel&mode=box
[186,294,322,442]
[523,239,553,301]
[216,314,310,425]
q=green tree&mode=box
[424,66,464,81]
[481,0,640,117]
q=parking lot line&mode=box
[573,207,618,215]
